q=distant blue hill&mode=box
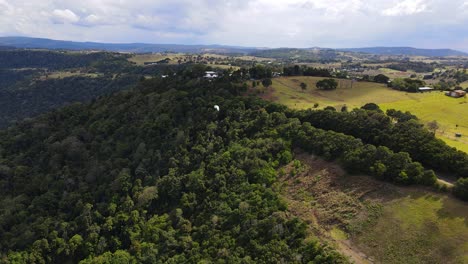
[338,47,468,57]
[0,36,257,54]
[1,37,466,57]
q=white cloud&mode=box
[0,0,467,50]
[84,14,100,24]
[51,9,80,24]
[0,0,13,15]
[382,0,428,16]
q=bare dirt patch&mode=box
[257,87,278,101]
[279,150,382,263]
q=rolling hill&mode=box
[339,47,468,57]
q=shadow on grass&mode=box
[436,195,468,227]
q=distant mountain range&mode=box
[0,36,258,54]
[338,47,468,57]
[1,36,467,57]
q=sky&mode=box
[1,0,468,51]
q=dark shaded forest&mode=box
[0,49,186,128]
[0,50,131,70]
[0,75,140,128]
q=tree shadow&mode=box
[436,195,468,227]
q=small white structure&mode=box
[418,87,434,92]
[204,71,218,78]
[214,105,220,111]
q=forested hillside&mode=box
[1,59,468,262]
[0,49,179,128]
[1,70,454,263]
[0,49,130,70]
[0,76,348,263]
[0,75,140,127]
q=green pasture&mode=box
[263,76,468,152]
[354,190,468,264]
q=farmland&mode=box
[128,53,185,65]
[261,76,468,152]
[127,53,269,70]
[45,71,100,79]
[379,93,468,153]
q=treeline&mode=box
[389,78,425,92]
[0,50,131,70]
[291,106,468,179]
[280,121,436,185]
[387,61,435,73]
[283,65,332,77]
[246,64,333,80]
[250,48,340,62]
[248,64,273,79]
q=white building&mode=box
[204,71,218,78]
[418,87,434,92]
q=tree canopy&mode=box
[316,79,338,90]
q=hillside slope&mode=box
[0,78,350,263]
[0,74,466,262]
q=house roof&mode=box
[418,87,434,91]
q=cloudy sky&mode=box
[1,0,468,50]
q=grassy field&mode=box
[128,53,185,65]
[354,191,468,264]
[279,152,468,264]
[379,94,468,153]
[461,81,468,89]
[46,71,100,79]
[262,76,468,152]
[128,53,243,70]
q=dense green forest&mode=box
[2,68,456,262]
[387,61,435,73]
[0,69,40,88]
[0,76,354,263]
[0,50,131,70]
[0,75,141,128]
[0,49,467,263]
[291,106,468,179]
[0,49,186,128]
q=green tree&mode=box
[454,178,468,201]
[262,78,272,88]
[300,82,307,91]
[374,74,390,83]
[316,78,338,90]
[427,120,439,134]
